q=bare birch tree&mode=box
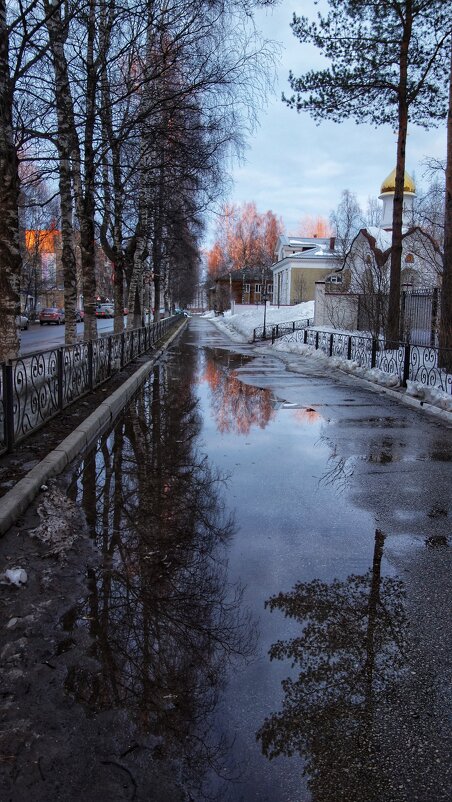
[0,0,52,360]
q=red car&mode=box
[39,307,65,325]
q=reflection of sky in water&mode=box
[195,353,386,800]
[186,322,452,802]
[60,320,452,802]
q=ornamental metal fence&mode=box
[252,318,312,343]
[0,315,180,454]
[278,326,452,397]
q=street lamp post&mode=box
[262,290,268,339]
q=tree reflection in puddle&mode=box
[65,360,257,799]
[257,530,411,802]
[203,354,276,435]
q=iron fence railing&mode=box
[278,326,452,397]
[0,315,180,454]
[252,318,312,343]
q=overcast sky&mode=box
[215,0,447,241]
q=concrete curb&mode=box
[0,320,186,536]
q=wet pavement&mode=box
[1,317,452,801]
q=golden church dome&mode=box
[380,167,416,194]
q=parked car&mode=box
[75,309,85,322]
[95,303,114,318]
[39,307,65,325]
[15,313,29,330]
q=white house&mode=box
[271,235,340,305]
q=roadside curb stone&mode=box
[0,321,186,536]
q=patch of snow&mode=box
[4,568,28,586]
[206,302,314,342]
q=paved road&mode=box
[18,318,126,356]
[1,316,451,802]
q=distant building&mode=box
[208,266,273,311]
[271,235,339,305]
[21,228,114,313]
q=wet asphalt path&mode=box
[2,316,451,802]
[182,318,452,801]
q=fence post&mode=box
[329,333,334,356]
[88,341,94,390]
[315,331,319,350]
[371,339,377,369]
[57,349,64,410]
[402,343,411,387]
[399,290,406,342]
[347,335,352,360]
[121,332,125,367]
[108,335,112,376]
[3,364,15,452]
[431,287,439,347]
[304,329,308,345]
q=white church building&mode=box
[314,168,442,333]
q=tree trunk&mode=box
[79,0,98,342]
[439,37,452,370]
[386,4,412,346]
[60,153,78,345]
[112,257,125,334]
[127,230,145,330]
[0,0,21,361]
[99,0,124,335]
[44,1,78,345]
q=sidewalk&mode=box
[0,320,187,536]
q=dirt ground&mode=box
[0,343,187,800]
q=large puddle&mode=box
[62,319,452,801]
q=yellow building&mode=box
[271,235,340,305]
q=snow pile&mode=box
[272,339,400,388]
[205,302,314,342]
[406,381,452,412]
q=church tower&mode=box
[378,167,416,229]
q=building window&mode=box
[326,274,342,284]
[266,283,273,298]
[243,283,250,293]
[255,283,262,294]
